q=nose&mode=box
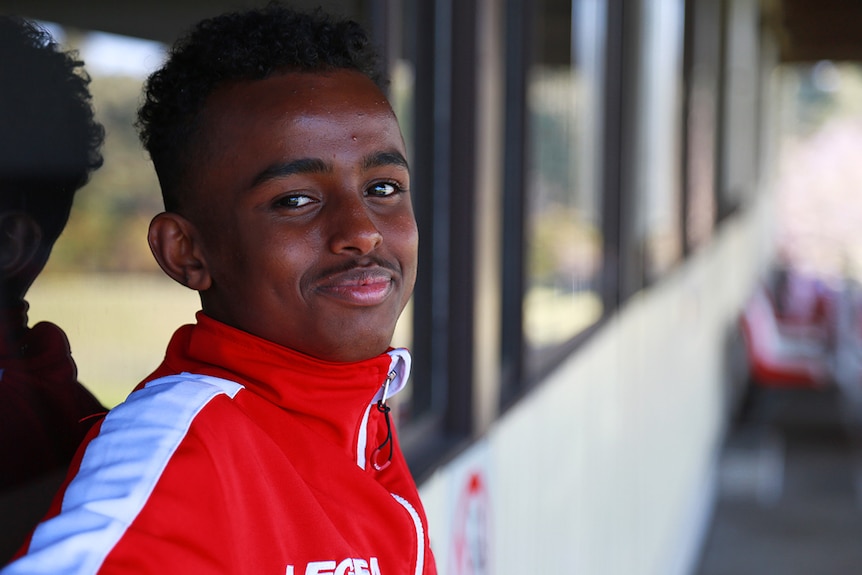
[328,197,383,255]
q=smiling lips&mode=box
[316,267,395,306]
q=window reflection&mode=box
[634,0,685,282]
[524,0,606,353]
[26,27,199,407]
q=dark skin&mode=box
[0,209,45,341]
[148,70,419,363]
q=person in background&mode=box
[4,4,436,574]
[0,15,107,562]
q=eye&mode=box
[367,181,401,198]
[275,194,315,209]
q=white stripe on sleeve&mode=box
[1,373,243,575]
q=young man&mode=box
[4,5,435,575]
[0,15,106,561]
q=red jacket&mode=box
[5,313,436,575]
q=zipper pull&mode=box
[371,370,397,471]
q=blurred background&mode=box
[3,0,862,573]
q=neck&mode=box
[0,299,29,350]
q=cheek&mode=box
[394,217,419,288]
[392,215,419,258]
[205,219,270,290]
[276,233,325,291]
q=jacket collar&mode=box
[156,311,411,458]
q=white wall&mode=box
[419,193,774,575]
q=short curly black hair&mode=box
[0,15,104,248]
[137,2,384,212]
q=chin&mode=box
[339,337,395,363]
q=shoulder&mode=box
[128,372,244,419]
[98,371,243,449]
[80,372,245,493]
[2,374,244,574]
[93,373,244,456]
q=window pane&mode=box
[25,26,192,408]
[684,0,720,251]
[634,0,685,282]
[524,0,606,357]
[720,0,760,214]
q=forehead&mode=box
[196,70,402,158]
[182,70,405,199]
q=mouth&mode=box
[315,266,396,306]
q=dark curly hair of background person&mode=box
[0,15,105,246]
[137,2,385,213]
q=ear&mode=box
[148,212,212,291]
[0,212,42,278]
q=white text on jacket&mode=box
[285,557,382,575]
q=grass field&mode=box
[27,273,200,407]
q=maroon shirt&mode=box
[0,316,104,489]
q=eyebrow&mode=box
[251,150,410,188]
[362,150,410,171]
[252,158,330,187]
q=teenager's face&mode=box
[185,70,417,362]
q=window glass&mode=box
[684,0,720,251]
[25,26,194,408]
[524,0,606,362]
[633,0,685,282]
[719,0,760,214]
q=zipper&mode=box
[370,370,397,471]
[356,369,397,470]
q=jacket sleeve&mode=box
[1,374,243,575]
